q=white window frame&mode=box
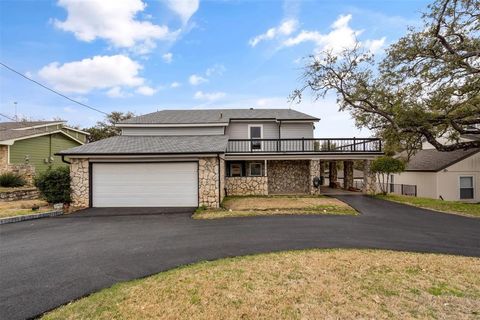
[248,162,263,177]
[459,175,475,200]
[248,124,263,151]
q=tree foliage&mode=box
[292,0,480,153]
[84,111,135,142]
[370,156,406,194]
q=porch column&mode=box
[309,160,321,195]
[362,159,377,194]
[343,160,354,190]
[319,161,325,186]
[329,161,337,188]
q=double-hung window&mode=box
[459,176,474,199]
[249,162,263,176]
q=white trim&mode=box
[116,123,228,128]
[225,154,381,161]
[458,175,475,200]
[7,145,10,164]
[0,130,85,145]
[248,162,263,177]
[66,154,220,160]
[63,126,90,135]
[12,121,65,131]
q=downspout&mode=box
[217,153,221,206]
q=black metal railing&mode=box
[226,138,382,153]
[387,183,417,196]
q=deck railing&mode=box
[226,138,382,153]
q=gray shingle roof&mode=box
[0,121,64,142]
[57,135,229,155]
[401,148,480,171]
[119,109,319,125]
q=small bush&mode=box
[0,172,26,187]
[34,167,71,203]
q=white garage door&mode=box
[92,162,198,207]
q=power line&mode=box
[0,61,108,116]
[0,112,18,122]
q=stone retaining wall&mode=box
[0,187,40,201]
[225,176,268,196]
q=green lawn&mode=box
[193,195,357,219]
[42,249,480,320]
[375,194,480,217]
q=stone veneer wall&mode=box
[0,145,8,172]
[199,157,220,208]
[329,161,338,188]
[219,158,225,202]
[0,187,40,201]
[225,176,268,196]
[268,160,310,194]
[70,158,89,207]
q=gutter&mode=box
[61,155,71,164]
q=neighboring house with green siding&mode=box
[0,121,88,180]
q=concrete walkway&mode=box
[1,195,479,319]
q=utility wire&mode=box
[0,61,108,116]
[0,112,18,122]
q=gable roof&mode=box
[57,135,229,155]
[119,109,319,125]
[0,121,85,145]
[401,148,480,172]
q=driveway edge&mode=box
[0,210,63,224]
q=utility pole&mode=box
[13,101,18,121]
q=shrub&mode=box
[34,167,71,203]
[0,172,26,187]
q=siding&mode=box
[225,122,279,139]
[392,171,438,199]
[122,126,224,136]
[280,123,314,138]
[10,133,81,173]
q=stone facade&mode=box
[0,145,36,185]
[309,160,321,194]
[199,157,220,208]
[329,161,338,188]
[0,187,40,201]
[268,160,310,194]
[343,160,354,190]
[319,161,326,186]
[362,159,377,194]
[225,176,268,196]
[70,158,89,208]
[219,157,225,202]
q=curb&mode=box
[0,210,63,225]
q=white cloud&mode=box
[249,19,298,47]
[54,0,174,53]
[106,86,128,98]
[194,91,226,101]
[205,64,226,77]
[189,74,208,86]
[135,85,157,96]
[164,0,199,24]
[162,52,173,63]
[170,81,181,88]
[38,55,144,94]
[283,14,385,54]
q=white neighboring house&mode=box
[392,141,480,202]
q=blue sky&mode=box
[0,0,430,136]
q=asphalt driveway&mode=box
[1,195,479,319]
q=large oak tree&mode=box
[292,0,479,153]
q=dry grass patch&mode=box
[194,196,357,219]
[0,199,50,219]
[43,250,480,320]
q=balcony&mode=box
[226,138,382,154]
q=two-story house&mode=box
[58,109,382,208]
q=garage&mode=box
[91,162,198,207]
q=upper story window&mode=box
[459,176,474,199]
[248,125,263,150]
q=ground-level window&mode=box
[230,163,242,177]
[459,176,474,199]
[249,162,263,176]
